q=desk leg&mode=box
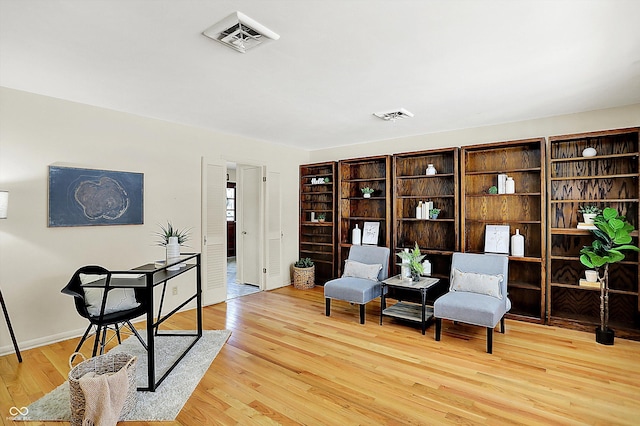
[196,256,202,337]
[146,279,156,391]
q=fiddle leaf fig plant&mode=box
[580,207,639,342]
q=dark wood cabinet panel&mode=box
[392,148,459,289]
[337,155,391,275]
[461,138,546,323]
[547,127,640,339]
[299,162,337,284]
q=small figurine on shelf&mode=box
[361,187,375,198]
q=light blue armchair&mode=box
[324,245,390,324]
[434,252,510,353]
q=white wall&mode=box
[0,87,308,354]
[308,103,640,161]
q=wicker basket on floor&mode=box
[293,265,315,289]
[68,352,137,426]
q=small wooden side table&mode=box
[380,275,440,335]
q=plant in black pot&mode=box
[580,207,639,345]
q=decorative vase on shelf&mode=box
[422,259,431,276]
[511,229,524,257]
[426,164,437,176]
[352,224,362,245]
[166,236,181,271]
[505,177,515,194]
[363,193,371,198]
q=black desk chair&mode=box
[62,265,148,357]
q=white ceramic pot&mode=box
[363,193,371,198]
[585,270,598,282]
[166,236,181,271]
[583,213,597,225]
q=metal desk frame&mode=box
[85,253,202,391]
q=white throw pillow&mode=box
[449,268,503,299]
[342,260,382,281]
[80,273,140,316]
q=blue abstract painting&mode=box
[48,166,144,227]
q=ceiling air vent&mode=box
[202,11,280,53]
[373,108,414,122]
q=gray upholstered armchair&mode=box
[324,245,390,324]
[434,252,510,353]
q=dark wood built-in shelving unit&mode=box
[299,162,337,284]
[392,148,460,288]
[337,155,392,275]
[461,138,546,323]
[547,127,640,339]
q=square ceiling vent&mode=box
[202,11,280,53]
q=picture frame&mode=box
[362,221,380,245]
[484,225,510,254]
[48,165,144,227]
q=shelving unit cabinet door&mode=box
[392,148,459,292]
[461,138,546,323]
[547,128,640,339]
[337,155,391,275]
[299,162,337,284]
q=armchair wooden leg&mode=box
[359,304,365,324]
[500,317,505,333]
[435,318,442,341]
[487,327,493,354]
[325,298,330,316]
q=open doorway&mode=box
[226,162,260,300]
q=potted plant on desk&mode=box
[155,222,191,271]
[580,207,639,345]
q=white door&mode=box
[201,157,227,305]
[238,165,262,287]
[265,171,283,289]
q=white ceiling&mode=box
[1,0,639,150]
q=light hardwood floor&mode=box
[2,285,640,425]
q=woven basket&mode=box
[293,265,315,289]
[68,352,137,426]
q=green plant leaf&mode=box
[579,254,594,268]
[602,207,617,220]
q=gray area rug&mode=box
[13,329,231,422]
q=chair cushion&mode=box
[80,273,140,316]
[342,260,382,281]
[324,277,381,304]
[434,291,510,328]
[450,268,504,299]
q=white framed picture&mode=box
[362,222,380,245]
[485,225,510,254]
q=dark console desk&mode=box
[84,253,202,391]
